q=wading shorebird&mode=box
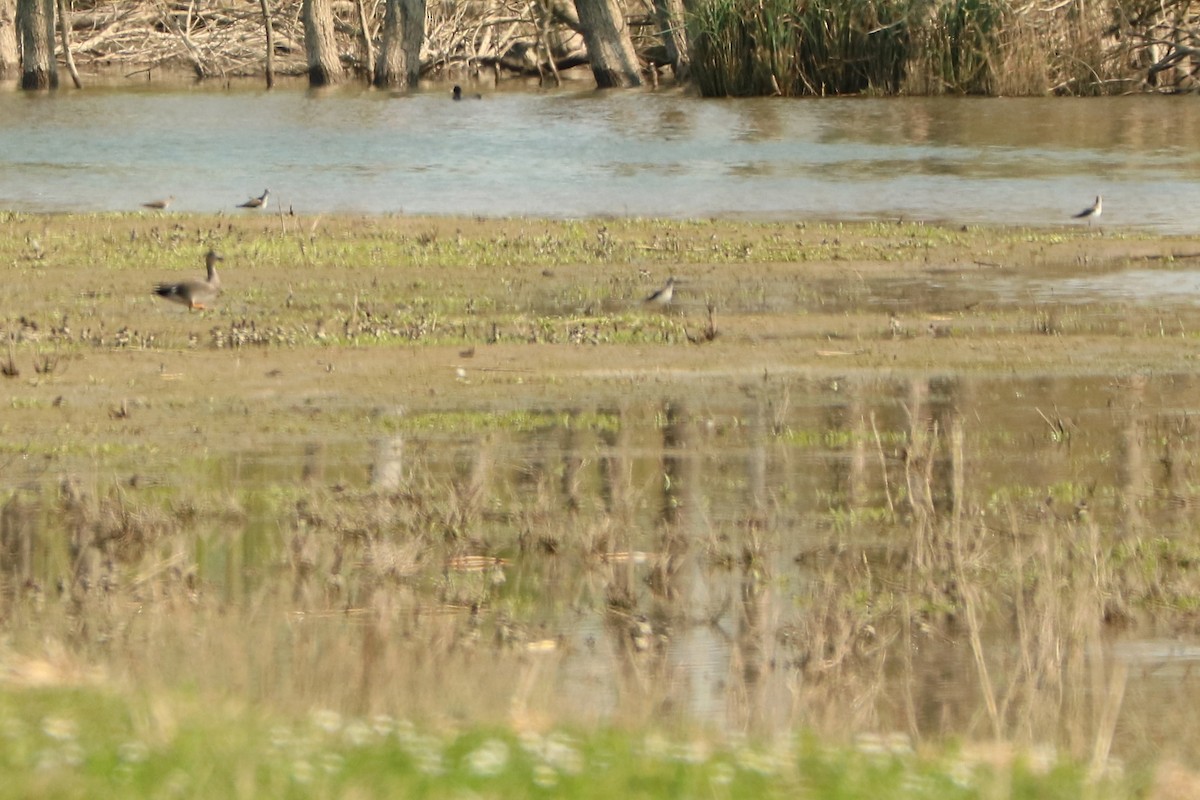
[141,195,174,211]
[644,276,677,306]
[1073,195,1102,225]
[154,249,223,310]
[238,189,270,210]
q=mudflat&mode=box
[6,212,1200,768]
[5,214,1198,409]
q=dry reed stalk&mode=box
[947,418,1002,740]
[869,410,895,516]
[1089,660,1128,781]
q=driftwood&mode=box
[1132,27,1200,91]
[1099,0,1200,93]
[46,0,605,82]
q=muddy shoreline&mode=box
[4,212,1199,477]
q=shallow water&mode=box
[8,360,1200,750]
[2,85,1199,231]
[1026,268,1200,306]
[203,371,1200,747]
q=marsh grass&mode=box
[909,0,1010,95]
[689,0,911,96]
[688,0,1126,96]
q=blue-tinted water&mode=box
[1,84,1198,230]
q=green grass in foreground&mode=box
[0,687,1138,800]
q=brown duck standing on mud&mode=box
[154,249,223,310]
[238,189,270,209]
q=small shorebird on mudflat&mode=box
[142,195,174,211]
[153,249,223,310]
[644,276,677,306]
[238,189,270,210]
[1073,195,1102,225]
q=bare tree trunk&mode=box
[55,0,80,88]
[302,0,341,86]
[572,0,641,88]
[157,2,207,78]
[354,0,374,84]
[17,0,56,90]
[260,0,275,89]
[373,0,424,88]
[652,0,689,81]
[0,0,17,77]
[529,0,560,86]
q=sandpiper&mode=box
[238,189,270,210]
[141,195,174,211]
[154,250,223,310]
[644,276,677,306]
[1073,195,1102,225]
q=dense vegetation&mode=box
[5,0,1198,96]
[687,0,1187,96]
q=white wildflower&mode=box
[710,762,735,786]
[532,763,559,789]
[41,716,78,742]
[466,738,510,777]
[370,714,396,738]
[311,709,342,735]
[342,719,372,748]
[118,741,149,764]
[291,759,314,784]
[542,734,583,775]
[320,752,345,775]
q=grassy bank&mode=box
[0,685,1144,799]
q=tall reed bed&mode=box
[687,0,1129,96]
